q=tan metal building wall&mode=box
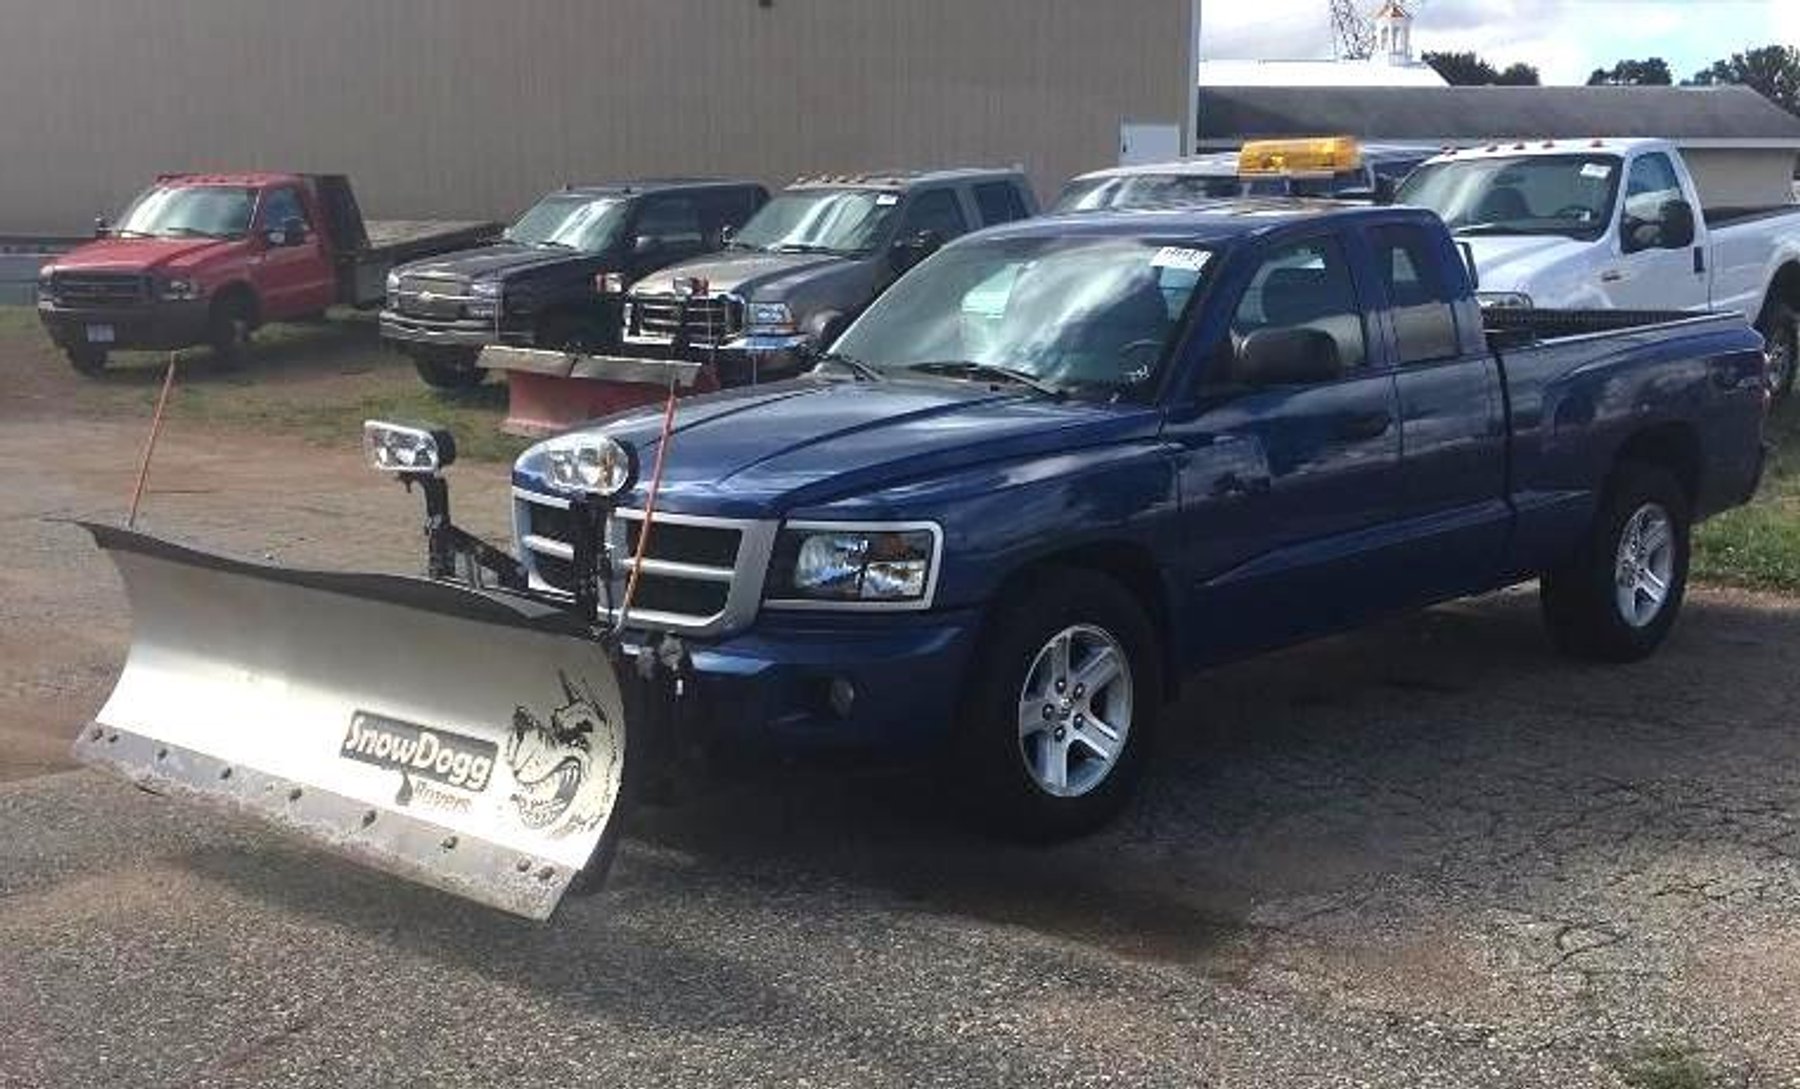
[0,0,1199,235]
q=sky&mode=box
[1199,0,1800,85]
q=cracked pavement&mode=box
[3,412,1800,1087]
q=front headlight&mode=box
[1476,291,1534,309]
[747,301,795,333]
[35,267,55,303]
[158,277,201,302]
[542,434,638,497]
[363,419,456,476]
[767,522,941,607]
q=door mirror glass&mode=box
[892,229,943,270]
[1659,198,1695,249]
[93,215,111,239]
[1235,327,1343,387]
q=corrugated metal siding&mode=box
[0,0,1194,233]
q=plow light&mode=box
[363,420,457,475]
[545,434,637,497]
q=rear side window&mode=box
[1368,224,1460,364]
[1230,237,1367,371]
[898,188,969,239]
[973,181,1030,226]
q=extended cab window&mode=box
[973,182,1030,226]
[1368,225,1460,364]
[899,189,969,240]
[1229,238,1366,371]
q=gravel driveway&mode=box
[3,401,1799,1087]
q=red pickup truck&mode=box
[36,173,497,375]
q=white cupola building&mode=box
[1373,0,1415,67]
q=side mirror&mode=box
[93,215,110,239]
[719,224,736,246]
[282,217,308,246]
[632,234,662,257]
[892,229,943,270]
[1373,176,1398,205]
[1659,198,1695,249]
[1235,327,1342,387]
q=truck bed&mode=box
[363,219,499,263]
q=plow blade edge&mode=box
[74,524,628,921]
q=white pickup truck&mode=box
[1398,138,1800,395]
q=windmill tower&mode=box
[1329,0,1375,60]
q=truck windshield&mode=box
[1398,154,1622,240]
[830,235,1214,400]
[504,195,627,252]
[731,190,899,254]
[115,185,257,240]
[1053,174,1243,212]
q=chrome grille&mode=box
[395,275,472,319]
[624,293,742,349]
[511,489,775,635]
[52,273,147,308]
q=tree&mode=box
[1423,50,1540,87]
[1587,58,1673,86]
[1689,45,1800,116]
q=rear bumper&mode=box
[630,608,981,752]
[38,299,210,351]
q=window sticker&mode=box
[1151,246,1211,272]
[1580,162,1613,180]
[875,193,901,206]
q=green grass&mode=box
[1693,399,1800,593]
[168,376,531,464]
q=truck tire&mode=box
[955,567,1160,841]
[412,347,484,390]
[207,294,255,368]
[1540,462,1691,663]
[65,346,108,377]
[1758,299,1798,400]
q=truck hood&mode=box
[635,250,860,301]
[515,378,1161,517]
[1462,233,1589,295]
[395,243,603,282]
[49,237,233,276]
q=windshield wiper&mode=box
[533,239,577,250]
[160,227,227,239]
[907,360,1063,399]
[770,243,839,255]
[812,351,884,382]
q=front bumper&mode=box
[379,309,522,350]
[631,608,980,752]
[38,298,210,352]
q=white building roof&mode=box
[1197,58,1447,88]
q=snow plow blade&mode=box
[73,523,628,921]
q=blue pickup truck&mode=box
[79,200,1773,918]
[496,200,1768,837]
